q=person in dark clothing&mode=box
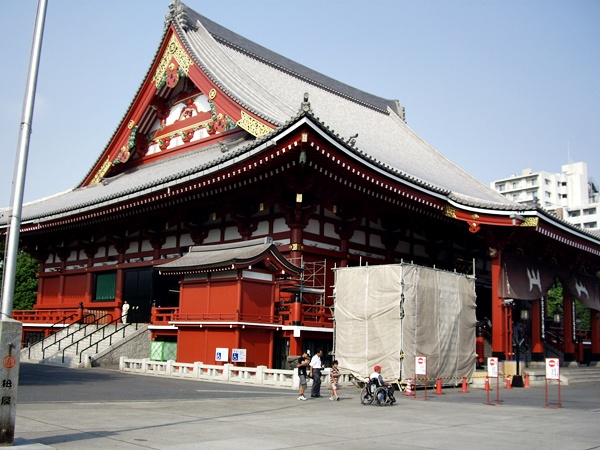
[297,352,310,401]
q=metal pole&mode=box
[1,0,48,318]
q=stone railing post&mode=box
[256,365,267,385]
[223,363,234,382]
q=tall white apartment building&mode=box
[491,162,599,232]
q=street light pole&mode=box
[0,0,48,445]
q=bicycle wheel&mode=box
[360,387,374,405]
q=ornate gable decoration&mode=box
[153,35,194,89]
[237,111,273,137]
[87,32,274,185]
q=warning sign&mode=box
[487,357,498,378]
[546,358,560,380]
[415,356,427,376]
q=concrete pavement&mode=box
[11,363,600,449]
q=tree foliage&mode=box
[0,241,39,310]
[546,281,590,330]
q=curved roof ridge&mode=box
[177,2,400,115]
[179,22,296,124]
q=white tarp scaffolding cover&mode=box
[333,263,477,382]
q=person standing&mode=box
[309,349,324,398]
[329,360,340,401]
[297,352,310,401]
[121,301,130,324]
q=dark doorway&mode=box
[123,268,180,322]
[273,337,290,369]
[123,268,153,323]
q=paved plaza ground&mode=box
[11,363,600,449]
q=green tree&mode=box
[546,281,590,330]
[0,241,39,311]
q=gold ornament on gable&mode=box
[237,111,273,137]
[153,35,194,88]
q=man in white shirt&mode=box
[309,349,324,398]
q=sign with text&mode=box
[232,348,246,363]
[215,348,229,362]
[546,358,560,380]
[487,357,499,378]
[415,356,427,376]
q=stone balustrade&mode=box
[119,357,355,389]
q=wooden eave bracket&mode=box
[444,205,537,233]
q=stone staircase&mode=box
[22,322,150,368]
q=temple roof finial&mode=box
[166,0,191,31]
[300,92,312,114]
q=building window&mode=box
[94,271,117,302]
[569,210,581,217]
[497,184,505,192]
[583,208,596,215]
[583,222,597,229]
[545,179,551,186]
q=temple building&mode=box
[2,1,599,369]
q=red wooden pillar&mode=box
[290,226,304,262]
[562,292,576,362]
[530,299,543,361]
[490,253,506,358]
[85,272,93,305]
[591,309,600,362]
[58,273,65,305]
[116,268,124,320]
[289,333,302,356]
[339,238,349,267]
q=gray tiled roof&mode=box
[173,1,518,207]
[156,237,301,274]
[0,1,542,229]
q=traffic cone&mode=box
[506,375,512,389]
[483,377,490,391]
[435,376,444,395]
[460,376,469,393]
[524,372,530,388]
[404,378,413,396]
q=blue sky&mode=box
[1,0,599,208]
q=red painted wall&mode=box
[63,274,88,305]
[37,275,60,307]
[177,326,273,366]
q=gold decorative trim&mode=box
[289,243,304,251]
[90,158,112,184]
[152,35,194,88]
[127,120,135,130]
[237,111,273,137]
[209,88,217,100]
[152,119,212,141]
[521,217,538,227]
[444,206,457,219]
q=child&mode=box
[329,360,340,401]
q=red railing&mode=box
[151,305,333,328]
[274,302,333,328]
[172,312,282,324]
[13,309,80,324]
[151,307,179,324]
[15,300,333,328]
